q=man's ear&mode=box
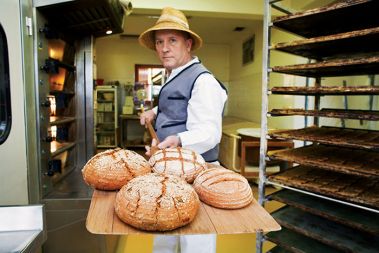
[186,38,193,52]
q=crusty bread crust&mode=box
[193,165,253,209]
[149,147,206,183]
[82,148,151,190]
[115,173,200,231]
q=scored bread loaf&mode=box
[82,148,151,190]
[115,173,200,231]
[193,164,253,209]
[149,147,206,183]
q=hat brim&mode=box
[139,22,203,51]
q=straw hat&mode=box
[138,7,203,51]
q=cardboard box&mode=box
[123,105,134,115]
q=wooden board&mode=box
[266,227,339,253]
[268,166,379,209]
[270,126,379,151]
[86,190,281,235]
[272,206,379,253]
[272,0,379,38]
[268,144,379,178]
[268,190,379,235]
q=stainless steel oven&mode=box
[1,0,128,252]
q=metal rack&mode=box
[94,85,119,149]
[258,0,379,252]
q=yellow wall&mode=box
[95,36,230,84]
[132,0,265,19]
[227,22,262,122]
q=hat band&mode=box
[158,14,189,29]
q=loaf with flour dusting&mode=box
[82,148,151,190]
[193,164,253,209]
[149,147,206,183]
[115,173,200,231]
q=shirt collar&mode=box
[165,57,199,83]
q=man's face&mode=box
[155,30,193,72]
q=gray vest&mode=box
[155,62,225,162]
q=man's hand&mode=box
[145,138,158,157]
[140,110,156,126]
[157,135,181,149]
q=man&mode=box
[139,6,227,253]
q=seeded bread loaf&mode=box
[115,173,200,231]
[193,165,253,209]
[82,148,151,190]
[149,147,206,183]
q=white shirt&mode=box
[153,57,227,154]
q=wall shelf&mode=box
[94,86,118,149]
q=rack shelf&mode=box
[272,0,379,38]
[49,90,75,96]
[271,206,379,253]
[267,246,291,253]
[95,86,118,149]
[265,227,339,253]
[49,116,75,126]
[50,141,75,157]
[272,27,379,60]
[269,108,379,121]
[270,85,379,95]
[268,166,379,210]
[268,145,379,177]
[270,126,379,150]
[271,55,379,77]
[268,190,379,234]
[259,1,379,252]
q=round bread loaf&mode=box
[115,173,200,231]
[193,165,253,209]
[82,148,151,190]
[149,147,206,183]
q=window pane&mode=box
[0,23,11,144]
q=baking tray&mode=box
[271,206,379,253]
[268,189,379,235]
[86,189,281,235]
[270,86,379,96]
[268,144,379,178]
[272,0,379,38]
[269,126,379,151]
[269,108,379,121]
[268,166,379,209]
[271,55,379,77]
[272,27,379,60]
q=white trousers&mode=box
[152,234,216,253]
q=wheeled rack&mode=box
[257,0,379,252]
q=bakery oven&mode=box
[34,0,128,197]
[32,0,129,251]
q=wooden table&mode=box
[86,190,281,235]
